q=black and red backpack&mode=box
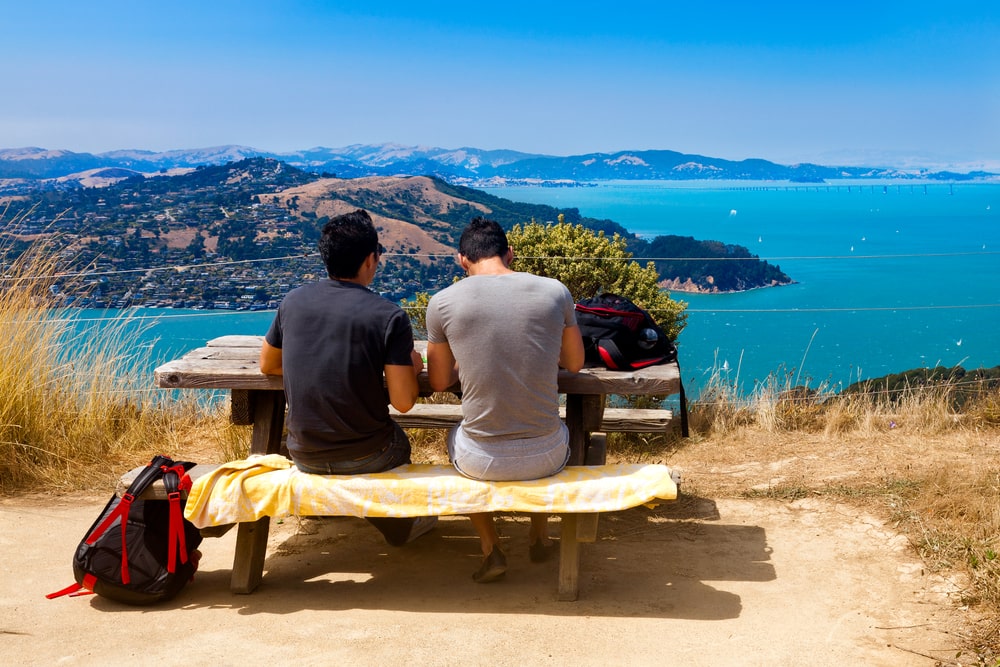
[575,292,678,371]
[48,454,203,605]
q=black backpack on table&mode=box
[575,293,688,437]
[575,292,677,371]
[48,454,203,605]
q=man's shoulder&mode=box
[283,281,400,311]
[514,272,572,296]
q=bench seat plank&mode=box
[390,404,674,433]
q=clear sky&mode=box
[2,1,997,169]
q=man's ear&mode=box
[457,253,471,272]
[504,247,514,265]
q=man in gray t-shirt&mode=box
[426,217,585,583]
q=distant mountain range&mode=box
[1,144,996,188]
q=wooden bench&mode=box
[119,460,680,601]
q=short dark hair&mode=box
[458,217,508,262]
[318,209,380,279]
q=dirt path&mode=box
[2,489,967,666]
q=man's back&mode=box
[427,271,574,443]
[269,279,414,465]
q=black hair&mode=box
[458,217,508,263]
[318,209,380,279]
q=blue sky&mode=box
[2,1,997,169]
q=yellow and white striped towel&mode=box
[183,454,679,528]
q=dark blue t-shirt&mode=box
[265,279,415,466]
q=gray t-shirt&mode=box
[426,272,576,445]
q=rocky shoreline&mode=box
[658,277,796,294]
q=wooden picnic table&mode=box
[154,335,683,597]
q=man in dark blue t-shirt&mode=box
[260,209,435,546]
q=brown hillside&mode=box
[267,175,486,264]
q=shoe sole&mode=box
[473,565,507,584]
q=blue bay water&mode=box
[71,180,1000,399]
[484,181,1000,394]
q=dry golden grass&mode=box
[0,232,210,493]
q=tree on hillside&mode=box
[508,218,687,340]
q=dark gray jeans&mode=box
[293,422,420,547]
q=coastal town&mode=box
[2,159,459,310]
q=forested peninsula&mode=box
[0,158,791,308]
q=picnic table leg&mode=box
[565,393,604,465]
[558,513,581,601]
[231,389,286,594]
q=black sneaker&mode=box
[405,516,438,544]
[472,545,507,583]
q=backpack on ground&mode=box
[575,292,678,371]
[47,454,203,605]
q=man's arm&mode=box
[426,341,459,392]
[259,340,283,375]
[385,355,423,412]
[559,324,586,373]
[385,349,422,413]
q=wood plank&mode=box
[250,390,286,456]
[390,404,674,433]
[206,335,266,348]
[155,361,282,390]
[576,513,600,543]
[558,363,680,397]
[558,514,581,601]
[584,432,607,466]
[232,517,270,594]
[156,337,682,397]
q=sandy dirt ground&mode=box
[2,483,970,667]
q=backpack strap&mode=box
[47,574,98,599]
[161,465,190,573]
[85,456,174,585]
[676,362,689,438]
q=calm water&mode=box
[486,180,1000,393]
[69,180,1000,398]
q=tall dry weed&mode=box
[0,233,205,493]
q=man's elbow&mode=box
[391,396,417,413]
[259,359,282,376]
[429,376,450,393]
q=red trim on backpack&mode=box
[628,356,668,369]
[597,346,622,370]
